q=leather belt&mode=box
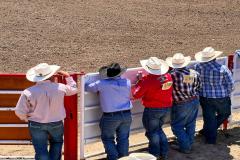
[174,96,197,105]
[103,110,131,115]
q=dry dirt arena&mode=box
[0,0,240,159]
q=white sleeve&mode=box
[64,77,78,96]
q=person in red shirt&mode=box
[132,57,173,160]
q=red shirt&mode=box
[132,73,173,108]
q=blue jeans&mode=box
[200,97,231,144]
[171,98,199,151]
[142,107,170,157]
[99,110,132,160]
[28,121,64,160]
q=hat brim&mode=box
[26,65,61,82]
[99,67,127,79]
[140,59,169,75]
[195,51,223,62]
[166,56,191,68]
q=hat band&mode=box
[35,70,52,77]
[202,52,215,58]
[172,59,185,64]
[146,65,161,70]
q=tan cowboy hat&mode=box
[26,63,60,82]
[195,47,223,62]
[99,63,127,79]
[140,57,169,75]
[166,53,191,68]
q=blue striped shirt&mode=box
[194,60,233,98]
[85,77,132,113]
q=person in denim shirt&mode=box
[166,53,201,154]
[15,63,78,160]
[85,63,132,160]
[132,57,173,160]
[194,47,234,144]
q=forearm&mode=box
[15,111,28,122]
[65,77,78,95]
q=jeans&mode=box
[200,97,231,144]
[28,121,64,160]
[171,98,199,151]
[142,107,170,157]
[99,110,132,160]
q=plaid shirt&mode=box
[194,60,233,98]
[170,68,201,102]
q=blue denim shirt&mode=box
[85,77,132,113]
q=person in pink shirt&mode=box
[15,63,78,160]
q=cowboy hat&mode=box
[195,47,223,62]
[26,63,60,82]
[99,63,126,79]
[140,57,169,75]
[166,53,191,68]
[118,153,156,160]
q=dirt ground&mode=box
[0,0,240,159]
[0,0,240,73]
[0,114,240,160]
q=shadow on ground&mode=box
[91,127,240,160]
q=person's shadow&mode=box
[93,127,240,160]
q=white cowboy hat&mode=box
[166,53,191,68]
[195,47,223,62]
[26,63,60,82]
[130,153,156,160]
[140,57,169,75]
[118,153,156,160]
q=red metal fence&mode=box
[0,73,82,160]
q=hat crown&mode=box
[172,53,185,64]
[146,57,162,70]
[34,63,52,77]
[107,63,121,77]
[202,47,215,58]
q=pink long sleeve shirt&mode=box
[15,77,78,123]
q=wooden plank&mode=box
[83,114,144,140]
[231,95,240,109]
[0,111,26,124]
[0,94,20,107]
[0,140,31,144]
[0,127,30,140]
[0,76,34,90]
[84,92,99,107]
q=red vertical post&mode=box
[63,74,78,160]
[228,54,234,73]
[223,54,234,130]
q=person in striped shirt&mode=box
[15,63,78,160]
[166,53,201,154]
[194,47,234,144]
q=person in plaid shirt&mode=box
[194,47,234,144]
[166,53,201,154]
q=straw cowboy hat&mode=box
[166,53,191,68]
[195,47,223,62]
[140,57,169,75]
[26,63,60,82]
[118,153,156,160]
[99,63,127,79]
